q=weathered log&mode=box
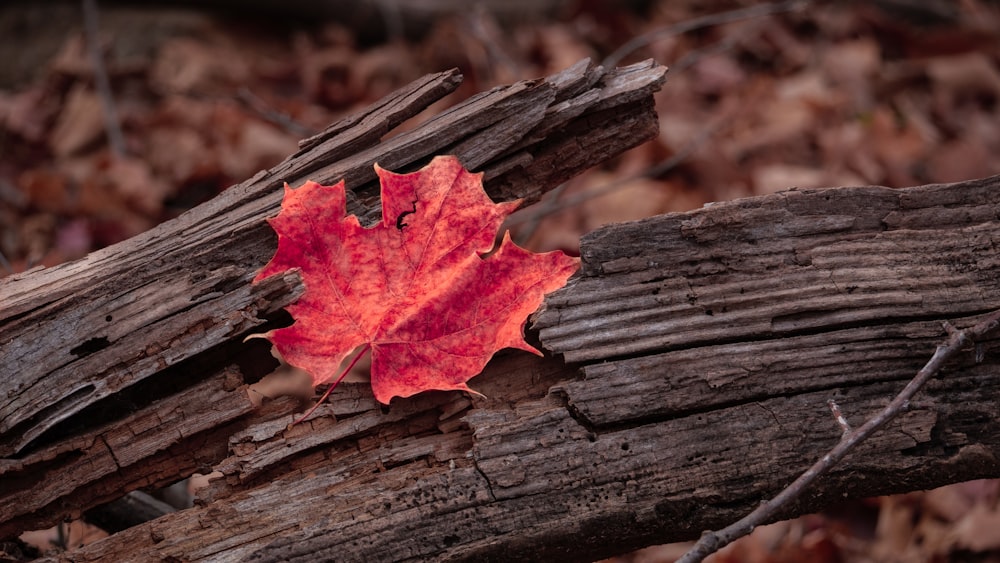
[0,59,667,544]
[3,57,1000,561]
[21,173,1000,563]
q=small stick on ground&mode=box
[236,88,316,138]
[602,0,809,68]
[82,0,126,157]
[676,308,1000,563]
[0,250,12,275]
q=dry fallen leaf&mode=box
[254,155,579,404]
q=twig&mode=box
[236,88,317,138]
[464,6,524,83]
[670,24,758,75]
[0,250,12,276]
[55,521,67,550]
[81,0,126,157]
[374,0,405,43]
[602,0,810,69]
[676,308,1000,563]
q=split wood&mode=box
[52,174,999,562]
[3,55,1000,559]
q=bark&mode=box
[2,59,999,562]
[0,59,667,544]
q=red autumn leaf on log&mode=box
[254,155,579,404]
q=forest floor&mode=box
[2,0,1000,561]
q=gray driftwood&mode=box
[2,56,999,561]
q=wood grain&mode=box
[4,57,999,562]
[22,173,1000,562]
[0,59,668,545]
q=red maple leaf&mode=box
[254,155,578,405]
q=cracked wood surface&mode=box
[3,58,1000,561]
[20,173,1000,562]
[0,59,668,546]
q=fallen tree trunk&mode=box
[0,58,668,548]
[3,58,1000,561]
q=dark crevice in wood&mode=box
[549,386,599,437]
[12,335,260,458]
[68,337,110,358]
[0,450,84,497]
[472,461,499,503]
[83,490,178,535]
[0,384,97,459]
[234,331,286,386]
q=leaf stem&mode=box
[293,343,372,425]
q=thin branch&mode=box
[677,309,1000,563]
[464,6,524,83]
[0,250,12,276]
[602,0,810,69]
[82,0,126,157]
[236,87,317,138]
[670,24,758,75]
[374,0,405,43]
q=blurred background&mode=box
[2,0,999,561]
